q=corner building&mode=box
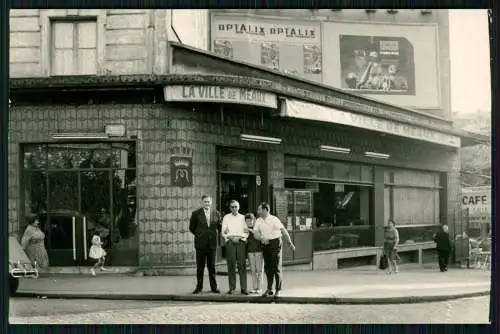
[9,9,483,271]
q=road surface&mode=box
[9,296,490,324]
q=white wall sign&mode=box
[283,98,461,148]
[164,85,278,109]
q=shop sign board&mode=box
[461,186,491,222]
[210,14,322,82]
[283,98,461,148]
[164,85,278,109]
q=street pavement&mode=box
[9,296,491,324]
[16,265,491,302]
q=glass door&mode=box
[46,171,82,266]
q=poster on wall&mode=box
[213,40,234,58]
[260,42,280,70]
[210,14,322,82]
[303,44,322,74]
[339,35,415,95]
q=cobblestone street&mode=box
[9,296,490,324]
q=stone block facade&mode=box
[9,100,461,267]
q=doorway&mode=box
[22,142,138,267]
[219,174,258,216]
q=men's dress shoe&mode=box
[192,289,202,294]
[211,289,221,293]
[241,290,249,295]
[227,290,235,295]
[262,290,274,297]
[274,290,281,297]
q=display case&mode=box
[284,190,314,265]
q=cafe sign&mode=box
[164,85,278,109]
[283,98,461,148]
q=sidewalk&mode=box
[15,265,491,305]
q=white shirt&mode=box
[254,214,284,240]
[221,213,248,241]
[204,208,210,225]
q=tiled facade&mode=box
[8,100,460,266]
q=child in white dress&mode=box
[89,234,107,276]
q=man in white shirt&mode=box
[221,200,249,295]
[253,202,295,297]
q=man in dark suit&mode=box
[433,224,452,272]
[189,195,222,294]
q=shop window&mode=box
[24,145,48,170]
[47,144,112,169]
[284,155,374,184]
[218,148,258,174]
[384,169,443,243]
[285,180,374,251]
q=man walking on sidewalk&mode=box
[221,200,249,295]
[189,195,222,294]
[434,224,452,272]
[254,202,295,297]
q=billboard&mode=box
[339,35,415,95]
[323,22,440,109]
[210,14,322,82]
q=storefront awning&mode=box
[281,98,461,148]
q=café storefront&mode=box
[8,43,480,270]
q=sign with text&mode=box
[164,85,278,109]
[339,35,415,95]
[211,14,322,82]
[462,187,490,214]
[283,98,461,148]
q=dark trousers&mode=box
[262,238,282,291]
[437,250,450,272]
[225,240,247,291]
[195,246,217,290]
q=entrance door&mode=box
[219,173,258,216]
[45,171,111,266]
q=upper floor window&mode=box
[51,19,97,75]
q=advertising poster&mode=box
[210,15,322,82]
[260,42,279,70]
[303,44,322,74]
[213,40,234,59]
[339,35,415,95]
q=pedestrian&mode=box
[245,213,264,294]
[221,200,249,295]
[89,234,107,276]
[433,224,452,272]
[383,219,400,274]
[253,202,295,297]
[189,195,222,294]
[21,214,49,269]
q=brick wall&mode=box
[9,102,460,266]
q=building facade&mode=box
[9,9,481,271]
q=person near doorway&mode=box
[253,202,295,297]
[89,234,107,276]
[433,224,452,272]
[384,219,400,274]
[245,213,264,294]
[221,200,249,295]
[189,195,222,294]
[21,214,49,269]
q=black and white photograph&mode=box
[7,9,492,325]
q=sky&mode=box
[449,10,491,114]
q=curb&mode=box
[13,290,490,305]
